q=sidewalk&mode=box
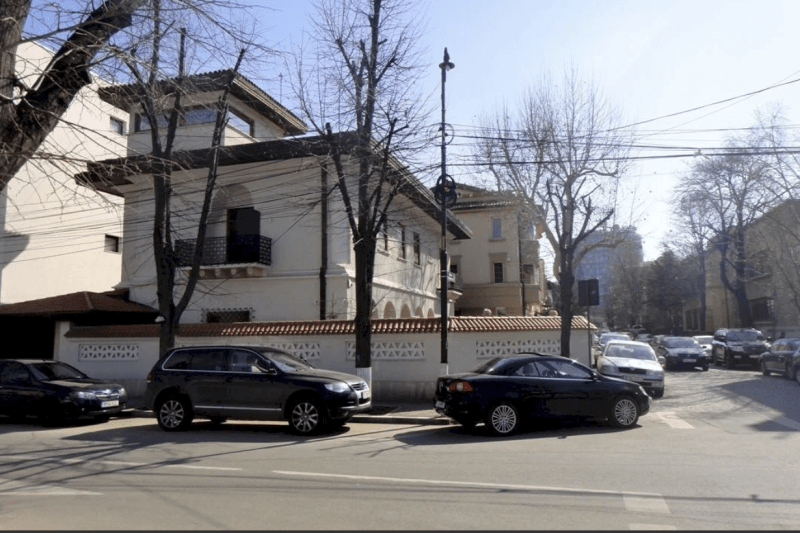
[122,401,451,426]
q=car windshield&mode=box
[728,330,764,342]
[28,362,87,381]
[664,338,698,348]
[605,344,656,361]
[257,349,315,372]
[693,336,712,344]
[601,334,628,343]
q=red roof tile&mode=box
[0,290,157,317]
[65,316,591,338]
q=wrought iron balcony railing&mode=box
[175,235,271,267]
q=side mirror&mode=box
[256,360,277,374]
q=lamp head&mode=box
[439,47,454,71]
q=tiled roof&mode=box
[0,290,158,317]
[65,316,592,338]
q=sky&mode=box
[257,0,800,265]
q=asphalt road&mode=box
[1,365,798,530]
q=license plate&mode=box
[435,400,446,409]
[682,358,696,363]
[360,390,371,400]
[101,400,119,408]
[622,375,643,382]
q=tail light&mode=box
[448,380,474,393]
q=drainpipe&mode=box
[319,164,328,320]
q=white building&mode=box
[79,70,471,324]
[0,42,128,304]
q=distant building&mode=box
[574,225,643,327]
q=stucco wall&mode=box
[57,322,592,406]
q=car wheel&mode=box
[785,362,794,380]
[761,361,771,376]
[485,402,520,436]
[652,389,664,399]
[289,398,326,435]
[156,395,194,431]
[610,396,639,428]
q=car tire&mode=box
[652,389,664,399]
[485,402,520,436]
[156,394,194,431]
[288,397,326,435]
[761,361,771,376]
[785,362,794,380]
[609,396,639,428]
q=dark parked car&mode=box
[143,345,371,434]
[433,353,650,436]
[655,336,709,371]
[759,338,800,378]
[0,359,127,423]
[711,328,770,369]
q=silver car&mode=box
[597,340,665,398]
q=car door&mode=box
[531,359,601,418]
[181,348,230,413]
[219,348,286,420]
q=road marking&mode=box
[274,470,663,498]
[656,412,694,429]
[0,478,100,496]
[3,455,242,472]
[624,495,671,514]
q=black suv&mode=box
[143,345,371,434]
[711,328,770,369]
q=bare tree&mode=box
[290,0,429,385]
[0,0,148,193]
[677,133,778,328]
[474,67,633,357]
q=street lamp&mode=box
[435,48,456,375]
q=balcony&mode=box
[175,235,271,279]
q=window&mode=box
[521,264,534,283]
[413,232,421,265]
[491,218,503,239]
[110,117,125,135]
[750,298,774,322]
[136,112,169,132]
[104,235,120,253]
[381,222,389,252]
[206,309,251,323]
[228,109,254,136]
[398,224,407,260]
[494,262,504,283]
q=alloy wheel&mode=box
[488,403,519,435]
[612,397,639,427]
[290,400,321,434]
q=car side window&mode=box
[185,349,228,371]
[0,362,31,384]
[229,349,262,373]
[514,362,540,377]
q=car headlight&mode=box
[324,382,351,393]
[599,364,618,375]
[70,391,97,400]
[646,369,663,377]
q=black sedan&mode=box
[0,359,128,423]
[433,353,651,436]
[759,337,800,378]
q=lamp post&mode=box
[435,48,456,375]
